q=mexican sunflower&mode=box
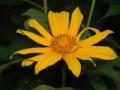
[11,7,117,77]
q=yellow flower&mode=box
[10,7,117,77]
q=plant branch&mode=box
[43,0,48,13]
[86,0,96,27]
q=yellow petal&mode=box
[73,49,96,67]
[21,60,34,67]
[21,53,58,62]
[34,53,62,74]
[78,46,117,60]
[17,29,50,46]
[59,11,69,33]
[69,7,83,36]
[77,27,100,39]
[48,11,60,35]
[63,55,81,77]
[10,47,51,59]
[48,11,69,36]
[79,30,114,46]
[28,19,52,40]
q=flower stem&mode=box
[43,0,48,14]
[61,65,66,87]
[86,0,96,27]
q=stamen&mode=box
[50,34,78,54]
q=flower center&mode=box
[50,34,78,55]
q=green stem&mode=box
[86,0,96,27]
[22,0,43,10]
[61,65,66,87]
[43,0,48,14]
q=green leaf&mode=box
[0,59,21,75]
[103,37,120,50]
[22,8,49,30]
[22,8,46,21]
[92,57,120,89]
[80,31,91,40]
[87,56,120,90]
[0,38,33,60]
[115,81,120,90]
[32,85,55,90]
[100,5,120,21]
[57,87,76,90]
[32,85,76,90]
[88,74,107,90]
[98,58,120,82]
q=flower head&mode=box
[11,7,117,77]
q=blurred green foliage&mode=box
[0,0,120,90]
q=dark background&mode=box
[0,0,120,90]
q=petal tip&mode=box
[72,69,80,78]
[35,65,40,75]
[74,7,83,16]
[89,59,96,67]
[75,74,80,78]
[106,30,114,34]
[75,7,80,10]
[16,29,20,33]
[10,52,16,60]
[48,11,54,15]
[16,29,25,35]
[16,29,22,34]
[35,70,39,75]
[74,7,80,13]
[28,19,36,26]
[112,53,118,60]
[21,64,25,67]
[21,60,33,67]
[10,54,13,60]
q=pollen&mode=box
[50,34,79,54]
